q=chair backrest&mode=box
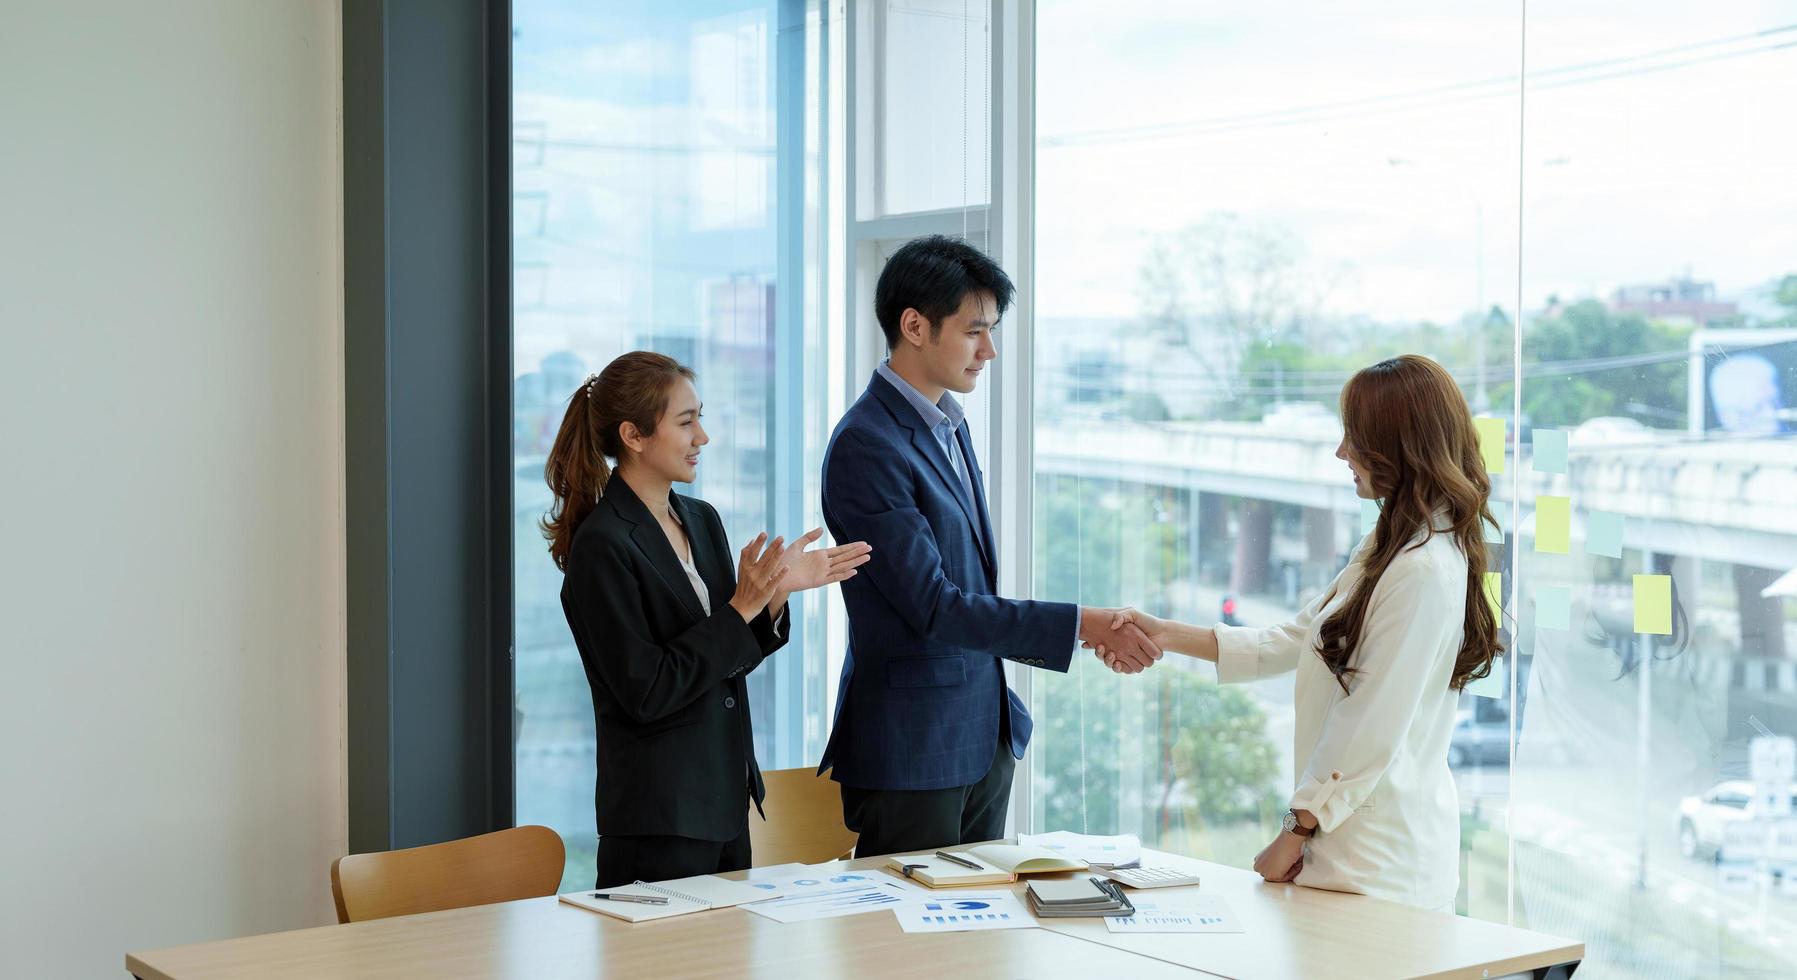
[750,768,858,866]
[330,825,566,923]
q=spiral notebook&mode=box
[558,874,773,923]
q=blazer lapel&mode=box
[671,494,732,614]
[606,479,706,622]
[956,423,997,574]
[869,373,987,553]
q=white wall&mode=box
[0,2,346,975]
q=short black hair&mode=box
[874,235,1015,349]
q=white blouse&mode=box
[667,507,711,616]
[1214,524,1469,910]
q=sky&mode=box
[1033,0,1797,325]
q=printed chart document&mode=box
[1104,896,1245,934]
[893,892,1037,934]
[740,874,916,923]
[1017,831,1142,869]
[558,874,778,923]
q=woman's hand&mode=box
[777,527,873,592]
[1085,607,1171,669]
[1252,831,1306,883]
[729,533,790,623]
[1108,607,1171,650]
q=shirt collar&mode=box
[877,359,965,432]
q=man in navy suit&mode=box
[818,235,1161,856]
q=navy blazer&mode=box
[818,371,1077,791]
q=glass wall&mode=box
[1030,1,1797,976]
[1511,4,1797,976]
[511,0,836,890]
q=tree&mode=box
[1137,212,1344,421]
[1491,299,1689,429]
[1035,656,1283,844]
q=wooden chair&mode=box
[330,825,566,923]
[749,768,859,866]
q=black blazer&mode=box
[560,478,788,842]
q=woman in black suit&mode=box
[542,351,870,888]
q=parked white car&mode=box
[1678,780,1797,860]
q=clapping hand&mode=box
[728,533,790,622]
[778,527,873,591]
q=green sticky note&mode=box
[1474,417,1507,474]
[1536,585,1572,631]
[1534,496,1571,554]
[1533,429,1568,474]
[1360,498,1381,535]
[1634,574,1672,635]
[1483,571,1504,622]
[1466,656,1506,700]
[1587,510,1625,559]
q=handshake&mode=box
[1077,606,1167,675]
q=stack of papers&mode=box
[739,869,920,923]
[1025,876,1137,918]
[1017,831,1142,869]
[558,874,779,922]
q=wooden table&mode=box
[127,846,1582,979]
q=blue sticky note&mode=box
[1482,520,1504,545]
[1466,656,1506,700]
[1587,511,1625,559]
[1536,585,1571,631]
[1360,498,1381,535]
[1533,429,1568,474]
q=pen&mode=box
[935,850,982,870]
[590,892,669,905]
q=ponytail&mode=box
[541,351,695,571]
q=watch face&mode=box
[1282,811,1297,833]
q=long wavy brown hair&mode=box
[1314,354,1504,693]
[540,351,695,572]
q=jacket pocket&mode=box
[887,656,966,689]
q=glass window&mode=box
[876,0,990,215]
[1512,6,1797,975]
[1030,1,1797,976]
[1031,0,1520,923]
[512,0,836,890]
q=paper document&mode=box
[558,874,774,923]
[741,877,916,923]
[893,892,1037,933]
[1105,897,1244,934]
[1017,831,1142,869]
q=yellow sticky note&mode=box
[1534,496,1570,554]
[1483,571,1503,622]
[1474,417,1507,474]
[1633,574,1672,635]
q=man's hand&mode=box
[1079,607,1161,673]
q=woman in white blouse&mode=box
[1099,354,1502,911]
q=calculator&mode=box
[1098,865,1203,889]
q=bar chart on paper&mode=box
[894,894,1037,933]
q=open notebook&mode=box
[884,843,1089,888]
[558,874,773,923]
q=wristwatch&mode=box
[1281,809,1317,838]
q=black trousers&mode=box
[595,813,751,889]
[840,719,1017,858]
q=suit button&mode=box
[725,697,737,709]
